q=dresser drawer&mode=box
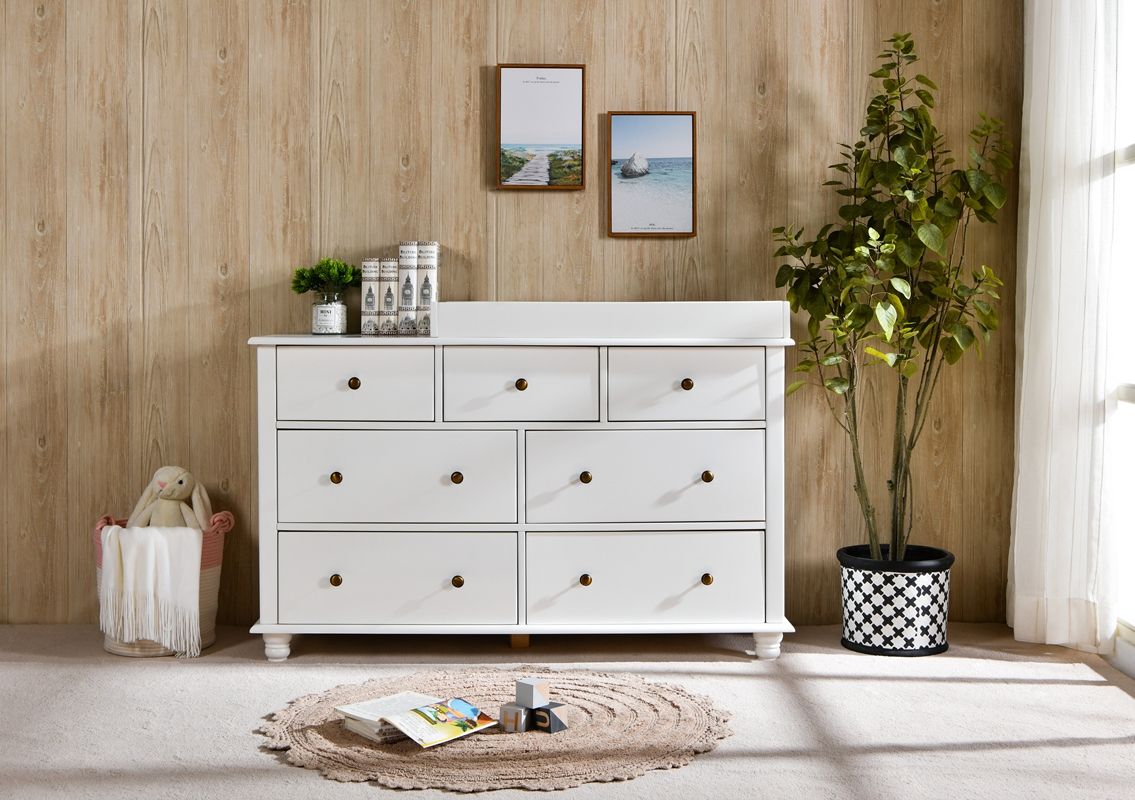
[526,530,765,624]
[525,429,765,523]
[278,430,517,523]
[443,346,598,421]
[278,531,517,624]
[277,346,435,421]
[607,347,765,421]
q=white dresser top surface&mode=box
[249,301,795,346]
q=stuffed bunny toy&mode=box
[126,466,213,529]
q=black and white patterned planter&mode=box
[838,544,954,657]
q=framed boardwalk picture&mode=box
[497,64,585,190]
[607,112,697,237]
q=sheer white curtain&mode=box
[1010,0,1129,652]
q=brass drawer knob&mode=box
[330,471,343,485]
[329,573,343,587]
[515,378,528,391]
[347,376,361,390]
[701,573,714,586]
[451,575,465,588]
[579,470,593,484]
[681,377,695,391]
[701,470,714,483]
[451,471,464,485]
[579,573,593,587]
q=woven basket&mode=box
[93,512,233,657]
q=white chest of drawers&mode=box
[249,301,794,661]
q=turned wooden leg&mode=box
[510,634,530,649]
[753,632,783,660]
[263,633,293,662]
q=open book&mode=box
[336,691,498,748]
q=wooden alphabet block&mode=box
[498,702,531,733]
[531,702,568,734]
[515,677,552,709]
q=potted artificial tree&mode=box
[774,34,1013,656]
[292,258,362,335]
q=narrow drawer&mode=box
[277,346,434,421]
[278,430,517,523]
[607,347,765,421]
[525,429,765,523]
[278,531,518,624]
[525,530,765,625]
[443,346,598,421]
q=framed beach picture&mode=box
[497,64,585,190]
[607,112,697,237]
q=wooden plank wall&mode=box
[0,0,1023,627]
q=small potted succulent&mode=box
[774,34,1013,656]
[292,258,362,335]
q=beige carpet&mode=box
[1,624,1134,799]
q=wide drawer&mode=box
[278,430,517,523]
[278,531,518,624]
[443,346,598,421]
[607,346,765,421]
[525,429,765,523]
[277,346,435,421]
[525,530,765,624]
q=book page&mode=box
[382,698,497,748]
[335,691,442,725]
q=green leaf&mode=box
[983,182,1008,208]
[915,89,935,108]
[916,223,946,254]
[949,322,976,350]
[914,73,938,90]
[889,276,912,299]
[865,346,899,367]
[875,301,898,341]
[786,380,807,396]
[965,169,988,192]
[942,336,964,364]
[824,377,850,395]
[820,354,845,366]
[895,238,921,267]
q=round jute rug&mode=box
[259,666,732,792]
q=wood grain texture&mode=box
[540,0,604,301]
[248,0,319,625]
[783,0,854,625]
[602,0,677,301]
[370,0,431,250]
[4,0,69,622]
[0,0,8,623]
[905,0,967,614]
[0,0,1024,626]
[494,1,544,300]
[66,0,133,622]
[846,0,900,619]
[319,0,369,269]
[959,0,1022,622]
[431,0,496,301]
[141,0,190,480]
[675,0,725,301]
[187,0,252,625]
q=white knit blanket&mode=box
[99,526,202,657]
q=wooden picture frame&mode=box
[607,111,697,238]
[496,64,586,191]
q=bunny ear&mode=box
[126,478,159,528]
[190,481,213,529]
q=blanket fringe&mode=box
[99,590,201,658]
